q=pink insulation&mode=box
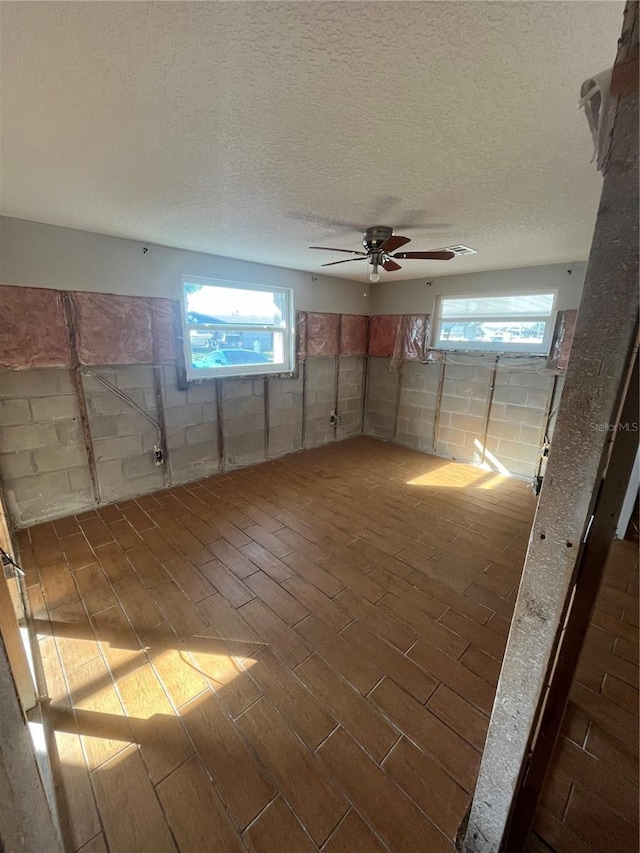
[307,312,340,357]
[151,298,178,363]
[340,314,369,356]
[0,285,70,368]
[368,314,401,357]
[74,292,153,365]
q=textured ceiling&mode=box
[0,1,623,281]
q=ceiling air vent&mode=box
[444,245,478,256]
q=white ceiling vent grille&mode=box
[444,245,478,256]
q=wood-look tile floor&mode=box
[18,437,537,853]
[531,537,639,853]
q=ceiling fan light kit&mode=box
[309,225,460,281]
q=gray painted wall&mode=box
[371,262,585,317]
[0,217,370,314]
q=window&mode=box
[182,276,295,379]
[434,291,556,354]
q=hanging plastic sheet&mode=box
[578,67,612,171]
[390,314,430,370]
[546,309,578,371]
[296,311,308,363]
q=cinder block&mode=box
[31,395,80,422]
[112,411,157,436]
[166,426,187,450]
[486,419,523,442]
[88,415,119,439]
[0,368,75,400]
[114,365,156,390]
[507,370,552,390]
[169,442,219,470]
[122,454,162,480]
[436,425,468,447]
[0,423,58,453]
[526,389,550,409]
[68,466,93,492]
[171,457,219,485]
[187,383,217,405]
[32,445,88,473]
[93,435,143,462]
[87,391,130,416]
[54,419,84,445]
[186,423,215,445]
[503,404,546,428]
[492,385,528,406]
[0,452,35,480]
[449,413,485,433]
[497,439,540,466]
[0,399,32,426]
[520,424,543,446]
[164,385,189,408]
[440,394,471,415]
[4,470,70,502]
[164,403,204,428]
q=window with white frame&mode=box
[182,276,295,380]
[433,291,557,354]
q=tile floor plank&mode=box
[317,728,451,853]
[237,698,348,845]
[243,796,316,853]
[91,745,176,853]
[181,691,275,829]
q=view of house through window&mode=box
[182,277,294,379]
[434,292,556,354]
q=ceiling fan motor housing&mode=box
[363,225,393,250]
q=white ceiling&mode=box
[0,1,623,281]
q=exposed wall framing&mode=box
[464,3,639,848]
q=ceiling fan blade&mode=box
[379,235,411,253]
[382,259,402,272]
[309,246,367,256]
[393,251,455,261]
[320,257,368,267]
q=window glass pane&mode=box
[441,293,554,318]
[189,330,284,370]
[439,320,547,346]
[184,282,287,327]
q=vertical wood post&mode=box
[464,4,639,850]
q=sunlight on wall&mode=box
[474,439,512,477]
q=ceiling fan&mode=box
[310,225,455,282]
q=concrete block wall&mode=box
[364,357,400,440]
[436,354,494,464]
[304,358,337,448]
[336,356,365,440]
[364,354,557,481]
[484,368,554,478]
[267,374,303,458]
[84,367,166,502]
[161,364,219,485]
[0,369,94,524]
[0,352,361,527]
[221,378,266,469]
[395,361,442,453]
